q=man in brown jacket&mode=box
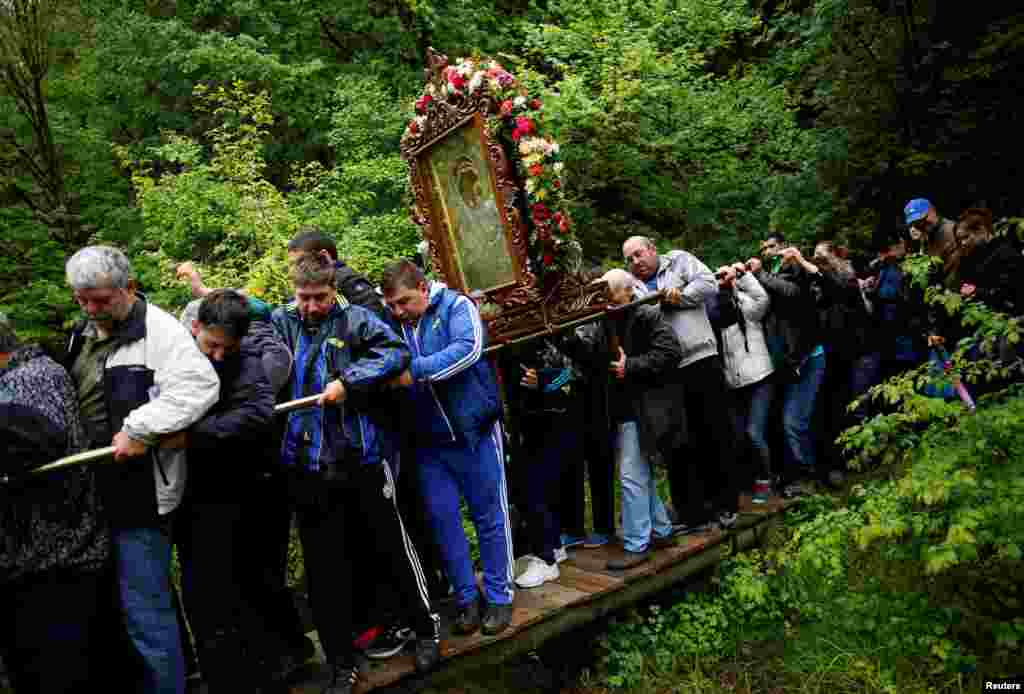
[904,198,960,284]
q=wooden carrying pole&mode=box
[23,290,664,479]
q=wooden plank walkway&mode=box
[286,494,790,694]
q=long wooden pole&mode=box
[22,290,665,479]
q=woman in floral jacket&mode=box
[0,314,111,692]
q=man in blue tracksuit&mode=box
[381,260,514,637]
[271,254,440,694]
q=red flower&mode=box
[528,163,544,177]
[529,98,542,110]
[409,120,419,134]
[559,215,570,233]
[415,94,433,115]
[553,179,561,190]
[531,203,551,223]
[500,100,514,117]
[445,68,465,90]
[543,253,555,266]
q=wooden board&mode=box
[278,497,790,694]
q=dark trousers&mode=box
[560,420,615,537]
[0,568,115,693]
[288,463,438,667]
[520,415,579,562]
[668,356,741,524]
[240,471,309,654]
[176,493,281,691]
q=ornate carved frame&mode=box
[402,49,610,345]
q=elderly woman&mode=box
[0,313,112,692]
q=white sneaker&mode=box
[515,556,560,588]
[554,546,569,564]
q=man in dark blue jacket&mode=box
[272,254,440,694]
[173,290,282,692]
[381,260,514,637]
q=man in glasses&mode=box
[903,198,960,284]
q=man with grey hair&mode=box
[622,236,741,532]
[63,245,219,694]
[561,268,684,569]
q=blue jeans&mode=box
[617,421,673,553]
[782,352,827,472]
[113,525,185,694]
[733,377,776,480]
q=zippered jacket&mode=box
[271,297,410,473]
[715,273,774,389]
[64,299,220,527]
[399,283,501,450]
[631,250,718,368]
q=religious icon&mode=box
[422,118,517,293]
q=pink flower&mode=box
[515,116,535,135]
[500,100,514,117]
[496,71,515,87]
[559,215,570,233]
[531,203,551,223]
[415,94,433,115]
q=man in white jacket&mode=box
[65,246,219,694]
[623,236,741,530]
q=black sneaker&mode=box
[322,663,358,694]
[481,603,513,636]
[414,638,441,672]
[365,626,415,660]
[453,600,481,635]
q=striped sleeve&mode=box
[409,295,484,383]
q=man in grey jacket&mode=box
[65,246,220,694]
[623,236,741,531]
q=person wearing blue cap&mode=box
[903,198,960,281]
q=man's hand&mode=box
[160,432,189,449]
[662,287,683,306]
[732,262,747,275]
[387,370,414,387]
[112,432,148,461]
[610,347,626,381]
[318,379,347,406]
[520,366,540,390]
[747,257,763,274]
[176,261,200,283]
[960,283,977,298]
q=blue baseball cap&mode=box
[903,198,931,225]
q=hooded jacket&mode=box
[398,282,502,450]
[1,346,109,584]
[754,263,824,377]
[957,237,1024,318]
[715,273,774,389]
[271,297,409,474]
[64,299,220,527]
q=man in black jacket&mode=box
[564,269,686,570]
[173,290,279,692]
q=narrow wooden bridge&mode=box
[284,495,790,694]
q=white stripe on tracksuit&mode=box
[382,461,440,637]
[429,295,484,382]
[490,421,515,603]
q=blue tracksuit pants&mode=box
[415,422,514,608]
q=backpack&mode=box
[335,261,387,320]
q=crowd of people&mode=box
[1,196,1021,694]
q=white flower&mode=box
[550,142,560,154]
[525,178,537,193]
[513,96,527,109]
[469,72,484,93]
[458,62,473,77]
[553,162,564,173]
